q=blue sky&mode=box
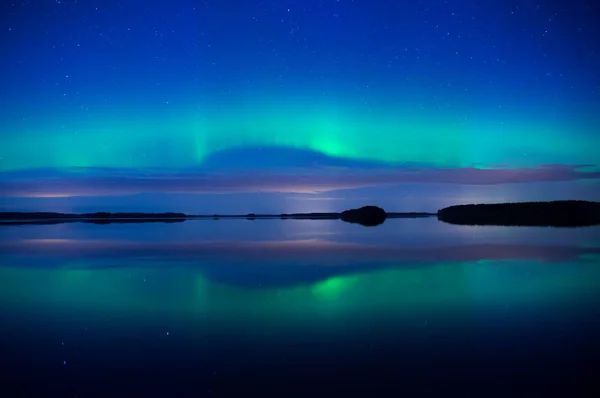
[1,0,599,213]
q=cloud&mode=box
[0,164,599,198]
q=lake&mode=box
[1,218,599,396]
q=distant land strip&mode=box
[437,200,600,227]
[0,211,433,221]
[0,206,394,226]
[1,201,599,227]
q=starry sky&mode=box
[1,0,599,213]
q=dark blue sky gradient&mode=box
[4,1,599,103]
[1,0,599,213]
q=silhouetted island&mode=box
[437,200,600,227]
[238,206,389,225]
[8,201,599,228]
[0,206,412,226]
[0,212,187,225]
[340,206,387,226]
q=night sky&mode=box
[1,0,599,213]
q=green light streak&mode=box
[1,98,598,171]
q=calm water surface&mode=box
[1,218,599,396]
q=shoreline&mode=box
[0,212,437,225]
[2,201,600,227]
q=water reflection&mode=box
[2,259,599,321]
[1,219,600,394]
[1,219,599,319]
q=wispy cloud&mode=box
[287,196,348,201]
[0,164,599,198]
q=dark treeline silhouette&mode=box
[437,200,600,227]
[5,201,599,228]
[0,208,392,227]
[340,206,387,226]
[82,219,185,224]
[0,212,187,225]
[0,212,186,220]
[280,212,339,220]
[246,207,388,225]
[0,219,186,226]
[84,212,186,219]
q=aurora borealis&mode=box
[2,1,600,212]
[2,218,599,320]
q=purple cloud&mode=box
[0,164,599,198]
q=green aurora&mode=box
[2,99,599,171]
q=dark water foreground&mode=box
[1,218,599,396]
